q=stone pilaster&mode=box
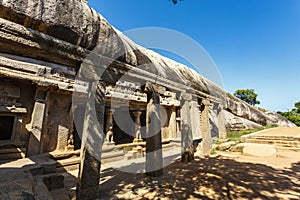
[76,81,106,200]
[217,106,227,141]
[105,108,115,143]
[199,99,212,156]
[133,111,143,142]
[146,90,163,177]
[27,89,48,156]
[105,108,115,133]
[180,93,194,162]
[169,107,177,140]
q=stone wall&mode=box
[0,0,295,162]
[43,93,72,152]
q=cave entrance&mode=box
[0,116,15,140]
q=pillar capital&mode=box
[105,108,115,115]
[202,99,210,106]
[180,92,193,101]
[132,110,143,117]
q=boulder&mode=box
[218,141,236,151]
[231,143,247,152]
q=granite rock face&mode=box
[225,93,295,130]
[0,0,294,132]
[0,1,296,199]
[0,3,295,133]
[0,0,101,49]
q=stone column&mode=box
[217,106,227,141]
[199,99,212,156]
[76,81,106,200]
[169,107,177,140]
[105,108,115,143]
[146,91,163,177]
[133,111,143,143]
[180,93,194,162]
[105,108,115,133]
[27,89,48,156]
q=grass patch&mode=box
[227,125,276,142]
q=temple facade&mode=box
[0,1,295,199]
[0,0,231,163]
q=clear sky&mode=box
[88,0,300,112]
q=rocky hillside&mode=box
[0,0,295,131]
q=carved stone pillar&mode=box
[180,93,194,162]
[27,89,48,156]
[76,81,106,200]
[105,108,115,143]
[217,106,227,141]
[133,111,143,143]
[105,108,115,133]
[199,99,212,156]
[169,107,177,140]
[146,90,163,177]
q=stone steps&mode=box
[0,147,26,160]
[241,131,300,150]
[244,138,300,148]
[275,146,300,152]
[0,142,27,161]
[102,150,126,163]
[228,122,246,131]
[56,157,80,172]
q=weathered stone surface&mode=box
[0,1,298,200]
[146,90,163,176]
[199,100,212,156]
[190,100,201,140]
[225,94,295,129]
[180,93,194,161]
[231,143,247,152]
[43,174,64,191]
[0,0,296,133]
[76,81,106,199]
[0,175,35,200]
[243,143,277,157]
[0,0,101,50]
[218,141,236,151]
[27,89,47,156]
[44,93,72,152]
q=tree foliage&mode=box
[277,101,300,127]
[234,89,260,106]
[171,0,182,4]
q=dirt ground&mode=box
[100,149,300,200]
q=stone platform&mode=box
[241,127,300,151]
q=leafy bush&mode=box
[227,125,276,142]
[278,111,300,126]
[277,101,300,127]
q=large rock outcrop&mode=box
[0,0,295,134]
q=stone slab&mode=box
[255,127,300,137]
[242,143,277,157]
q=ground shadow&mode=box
[100,157,300,199]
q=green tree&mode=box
[171,0,182,4]
[277,101,300,126]
[295,101,300,113]
[234,89,260,106]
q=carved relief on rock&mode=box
[0,82,21,107]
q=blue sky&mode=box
[88,0,300,112]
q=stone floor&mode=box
[255,126,300,137]
[99,149,300,200]
[1,127,300,199]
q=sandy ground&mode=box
[255,127,300,137]
[99,149,300,200]
[1,127,299,200]
[99,127,300,199]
